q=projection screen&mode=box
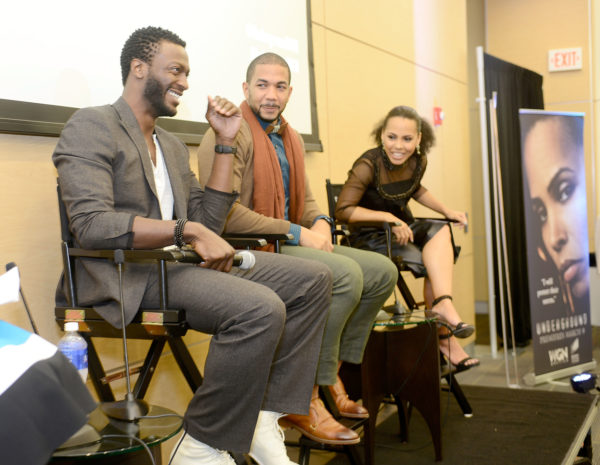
[0,0,321,149]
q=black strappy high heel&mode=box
[428,295,474,339]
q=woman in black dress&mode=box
[335,105,478,370]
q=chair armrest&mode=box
[414,217,456,223]
[223,232,293,242]
[68,248,182,262]
[343,221,402,231]
[222,236,268,248]
[68,246,207,265]
[414,216,467,233]
[331,221,399,259]
[69,235,293,259]
[223,233,292,253]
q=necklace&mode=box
[375,147,425,201]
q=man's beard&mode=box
[252,102,281,123]
[144,75,176,118]
[259,110,279,122]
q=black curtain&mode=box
[483,53,544,346]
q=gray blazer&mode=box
[53,97,236,327]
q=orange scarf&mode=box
[241,101,305,223]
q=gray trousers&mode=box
[281,244,397,385]
[141,251,332,452]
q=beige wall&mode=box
[467,0,488,302]
[478,0,597,307]
[487,0,595,233]
[0,1,474,460]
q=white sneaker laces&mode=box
[170,432,234,465]
[250,411,297,465]
[271,413,286,441]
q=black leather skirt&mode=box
[349,219,459,278]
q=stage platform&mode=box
[320,385,597,465]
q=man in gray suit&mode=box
[53,26,332,465]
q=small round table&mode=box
[339,310,443,464]
[51,404,182,465]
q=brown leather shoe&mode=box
[328,376,369,419]
[279,395,360,445]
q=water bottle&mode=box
[57,321,88,383]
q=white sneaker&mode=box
[249,410,298,465]
[170,432,235,465]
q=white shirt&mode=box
[151,134,174,220]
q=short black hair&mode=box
[246,52,291,84]
[120,26,186,85]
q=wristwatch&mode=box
[214,144,237,154]
[314,215,335,228]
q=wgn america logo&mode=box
[548,338,580,366]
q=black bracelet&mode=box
[174,218,188,248]
[214,144,237,154]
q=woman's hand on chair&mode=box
[391,221,413,245]
[445,210,468,229]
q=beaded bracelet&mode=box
[174,218,188,248]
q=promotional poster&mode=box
[519,110,592,376]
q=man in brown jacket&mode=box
[198,53,397,445]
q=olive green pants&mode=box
[282,244,397,385]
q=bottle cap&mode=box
[64,321,79,332]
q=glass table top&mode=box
[373,309,438,329]
[52,404,182,459]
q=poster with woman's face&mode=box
[519,110,592,376]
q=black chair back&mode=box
[54,181,202,401]
[325,179,342,220]
[57,182,73,244]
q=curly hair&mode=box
[246,52,291,84]
[120,26,186,85]
[371,105,435,155]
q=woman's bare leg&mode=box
[421,226,464,327]
[424,274,478,366]
[438,334,479,366]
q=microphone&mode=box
[5,262,38,334]
[174,249,256,270]
[101,250,149,422]
[233,250,256,270]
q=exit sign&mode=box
[548,47,582,72]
